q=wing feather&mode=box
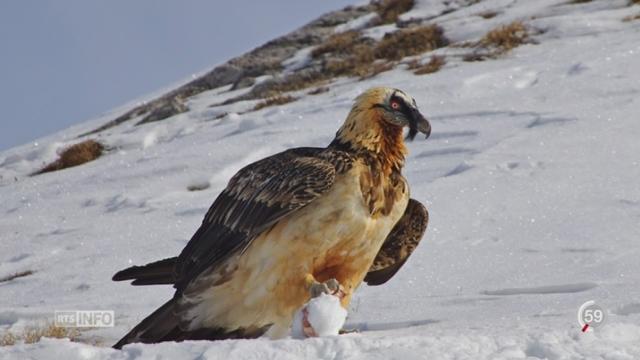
[174,147,338,293]
[364,198,428,286]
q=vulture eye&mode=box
[390,100,401,110]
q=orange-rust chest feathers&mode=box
[332,93,409,218]
[357,154,407,218]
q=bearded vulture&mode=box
[112,87,430,348]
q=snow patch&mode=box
[291,294,347,338]
[334,13,378,33]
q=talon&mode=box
[309,282,330,298]
[325,278,340,293]
[309,278,346,299]
[324,278,346,299]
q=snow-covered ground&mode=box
[2,0,640,358]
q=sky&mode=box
[0,0,359,151]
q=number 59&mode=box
[584,309,603,323]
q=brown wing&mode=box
[173,147,339,293]
[364,198,428,286]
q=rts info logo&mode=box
[54,310,115,328]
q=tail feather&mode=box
[112,257,177,286]
[113,298,179,349]
[113,298,271,349]
[112,258,272,348]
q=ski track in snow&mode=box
[2,0,640,358]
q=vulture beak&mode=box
[406,107,431,141]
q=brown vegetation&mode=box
[374,25,448,60]
[359,61,395,80]
[309,30,376,78]
[1,323,79,346]
[311,31,362,58]
[462,20,531,61]
[374,0,415,24]
[324,44,376,77]
[411,55,446,75]
[208,15,450,111]
[316,25,447,79]
[252,95,297,111]
[623,13,640,21]
[479,21,529,53]
[250,72,327,100]
[221,24,448,106]
[33,140,104,175]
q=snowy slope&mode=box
[2,0,640,359]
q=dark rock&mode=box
[230,77,256,91]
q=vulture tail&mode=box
[113,298,270,349]
[113,298,179,349]
[112,257,177,286]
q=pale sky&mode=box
[0,0,358,151]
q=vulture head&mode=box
[335,87,431,159]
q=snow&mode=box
[283,48,315,74]
[291,294,348,339]
[2,0,640,358]
[334,13,379,33]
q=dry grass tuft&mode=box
[632,0,640,4]
[33,140,104,175]
[254,72,327,99]
[479,21,529,53]
[324,44,376,77]
[374,25,448,61]
[212,71,326,108]
[309,30,378,78]
[1,323,80,346]
[215,22,448,107]
[359,61,395,80]
[462,21,530,61]
[0,270,34,283]
[374,0,415,24]
[0,332,16,346]
[623,13,640,21]
[412,55,446,75]
[311,31,362,58]
[252,95,297,111]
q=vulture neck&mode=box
[331,109,407,175]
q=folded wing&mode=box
[364,198,428,286]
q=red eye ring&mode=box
[391,101,400,110]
